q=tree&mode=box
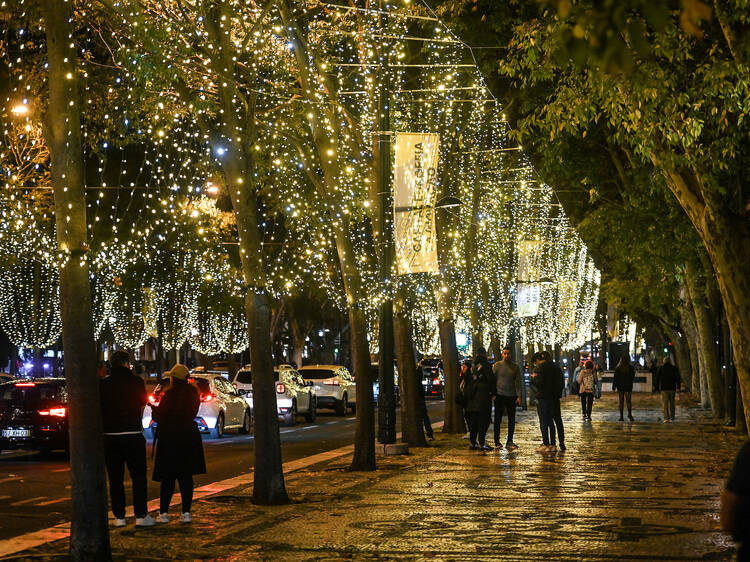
[44,0,111,557]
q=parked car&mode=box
[232,365,317,426]
[420,365,445,399]
[371,363,400,404]
[298,365,355,415]
[143,373,250,439]
[0,378,68,455]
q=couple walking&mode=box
[461,346,522,451]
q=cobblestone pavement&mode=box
[6,392,745,561]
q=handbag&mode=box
[570,380,580,395]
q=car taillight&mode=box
[200,393,214,402]
[433,378,440,385]
[39,407,66,417]
[148,394,160,406]
[322,378,339,386]
[276,383,286,394]
[15,382,36,387]
[232,382,238,389]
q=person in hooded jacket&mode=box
[613,355,636,421]
[152,364,206,524]
[465,348,493,450]
[576,360,598,421]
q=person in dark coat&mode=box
[465,348,493,450]
[152,364,206,524]
[100,350,155,527]
[655,357,681,422]
[459,360,472,439]
[532,351,565,452]
[613,355,636,421]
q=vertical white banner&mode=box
[516,283,540,317]
[393,133,440,275]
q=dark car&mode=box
[0,378,68,455]
[420,365,445,399]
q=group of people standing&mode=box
[100,351,206,527]
[459,346,523,451]
[457,347,684,454]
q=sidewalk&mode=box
[5,393,745,561]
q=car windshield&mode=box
[299,369,336,380]
[234,371,280,385]
[0,382,66,409]
[235,371,252,384]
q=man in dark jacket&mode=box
[531,352,558,452]
[656,357,681,422]
[466,348,493,451]
[100,350,155,527]
[722,440,750,560]
[543,350,566,451]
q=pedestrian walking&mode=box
[418,382,434,441]
[492,346,522,450]
[100,350,155,527]
[722,440,750,561]
[655,357,681,422]
[152,364,206,524]
[465,348,493,450]
[577,360,597,421]
[613,355,636,421]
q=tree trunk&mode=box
[657,162,750,429]
[202,2,288,504]
[394,304,425,446]
[737,383,747,434]
[465,159,482,356]
[668,325,692,395]
[44,3,111,558]
[439,318,463,433]
[686,261,725,417]
[679,299,702,401]
[277,0,376,469]
[348,306,376,469]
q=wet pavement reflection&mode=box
[14,392,745,560]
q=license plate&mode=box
[2,429,31,438]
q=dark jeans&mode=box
[618,391,632,417]
[536,398,555,446]
[551,399,565,446]
[160,473,194,514]
[468,411,489,446]
[422,401,434,439]
[580,392,594,417]
[104,433,148,519]
[493,396,517,445]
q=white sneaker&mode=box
[180,512,192,524]
[113,518,127,527]
[462,433,470,439]
[155,512,169,524]
[135,514,156,527]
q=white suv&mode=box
[232,366,317,426]
[143,372,251,438]
[298,365,355,416]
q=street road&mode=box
[0,400,445,541]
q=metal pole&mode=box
[377,1,396,444]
